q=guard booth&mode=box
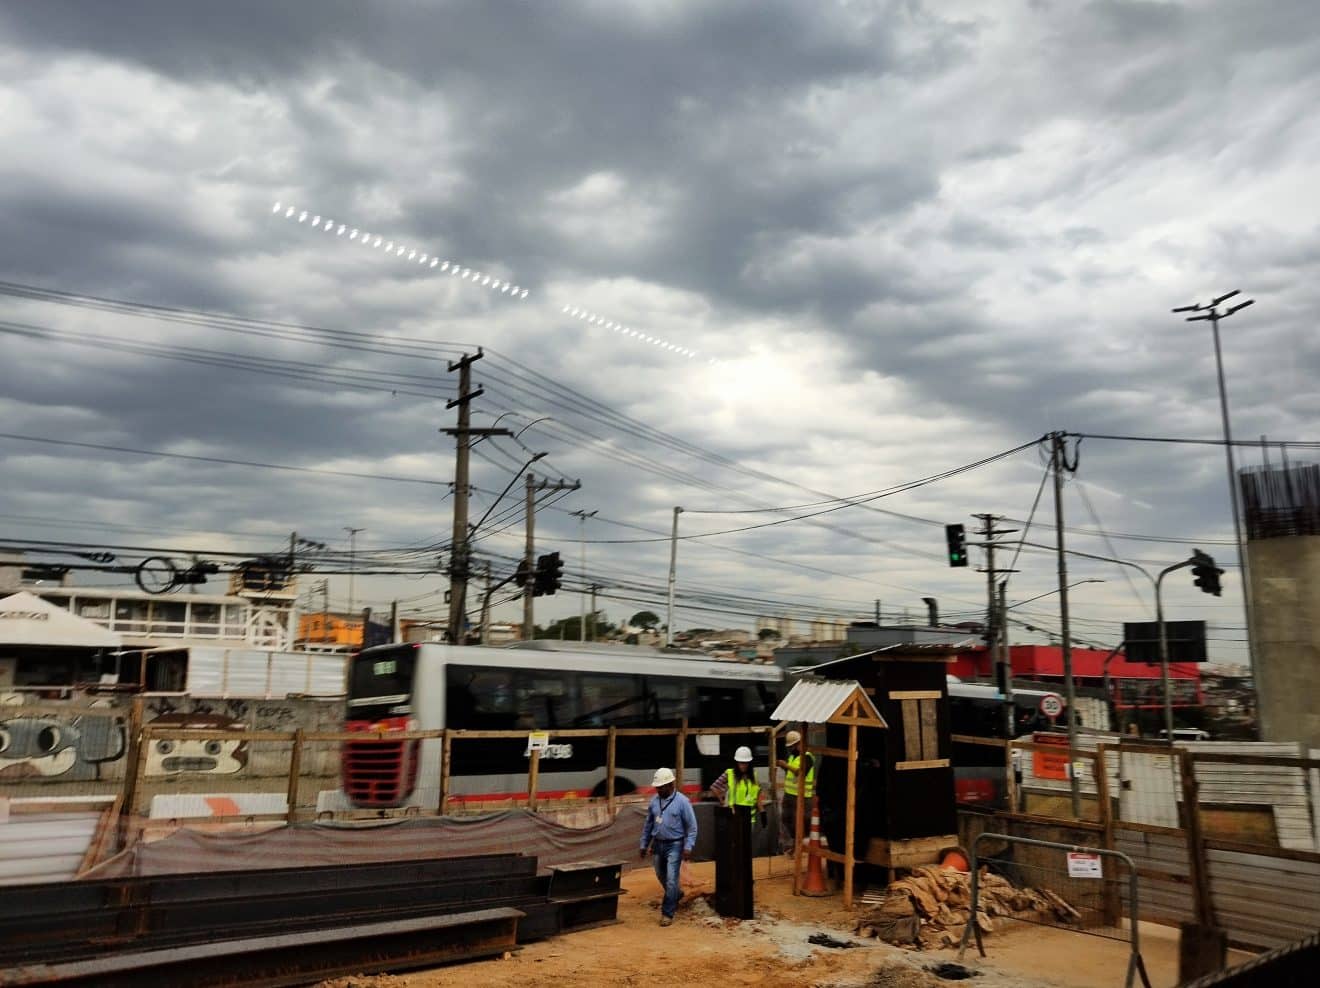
[801,645,960,880]
[771,677,887,907]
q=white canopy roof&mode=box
[771,677,886,727]
[0,591,121,648]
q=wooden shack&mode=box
[805,645,961,872]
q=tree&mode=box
[629,610,660,630]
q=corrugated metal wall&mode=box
[1205,845,1320,950]
[0,810,102,885]
[1113,827,1195,927]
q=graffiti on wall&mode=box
[144,713,249,777]
[0,712,125,781]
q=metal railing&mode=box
[958,831,1151,988]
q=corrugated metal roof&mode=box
[770,678,886,726]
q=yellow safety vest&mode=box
[783,753,815,799]
[724,768,760,823]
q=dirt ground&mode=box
[318,859,1255,988]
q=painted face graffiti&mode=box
[145,713,248,776]
[0,714,125,782]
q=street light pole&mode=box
[1173,292,1260,726]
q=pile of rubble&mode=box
[854,865,1082,950]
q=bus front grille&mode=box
[343,739,419,807]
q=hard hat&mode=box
[785,730,802,746]
[734,746,753,763]
[652,767,676,787]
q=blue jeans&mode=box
[652,839,684,918]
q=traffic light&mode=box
[1191,549,1223,596]
[945,524,968,568]
[515,557,531,590]
[534,551,564,596]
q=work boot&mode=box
[660,916,673,927]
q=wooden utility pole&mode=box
[441,350,510,645]
[1050,432,1082,817]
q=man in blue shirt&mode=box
[639,766,698,926]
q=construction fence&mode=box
[958,736,1320,952]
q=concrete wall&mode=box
[1247,535,1320,747]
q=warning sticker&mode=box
[1066,852,1103,879]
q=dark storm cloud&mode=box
[0,0,1316,649]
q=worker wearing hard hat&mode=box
[709,745,766,826]
[776,730,816,853]
[639,766,697,927]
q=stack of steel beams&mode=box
[0,853,622,985]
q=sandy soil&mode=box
[317,859,1255,988]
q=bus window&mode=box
[644,679,690,724]
[694,685,744,726]
[578,673,644,727]
[515,672,571,729]
[447,666,518,729]
[349,649,417,710]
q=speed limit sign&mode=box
[1039,694,1063,719]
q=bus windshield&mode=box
[348,647,417,716]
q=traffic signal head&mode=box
[1191,549,1223,597]
[945,524,968,568]
[534,551,564,596]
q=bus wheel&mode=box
[591,777,636,798]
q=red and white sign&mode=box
[1039,694,1063,719]
[1066,852,1103,879]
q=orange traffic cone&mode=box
[800,799,830,897]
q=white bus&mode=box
[343,640,784,809]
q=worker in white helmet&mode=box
[639,766,697,927]
[776,730,815,855]
[709,745,765,826]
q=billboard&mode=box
[1122,620,1207,663]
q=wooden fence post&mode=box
[675,718,688,790]
[285,729,304,826]
[1179,749,1215,928]
[126,719,152,848]
[606,726,617,817]
[527,748,541,813]
[844,722,858,909]
[440,730,452,816]
[116,697,145,849]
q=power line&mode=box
[0,432,452,487]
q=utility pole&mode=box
[441,349,510,645]
[665,506,683,646]
[1172,292,1261,731]
[523,471,535,638]
[344,526,363,621]
[973,513,1019,740]
[589,584,599,642]
[874,599,881,624]
[320,579,329,643]
[480,560,492,645]
[520,472,582,638]
[1050,432,1082,817]
[571,509,597,642]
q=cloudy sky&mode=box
[2,0,1317,661]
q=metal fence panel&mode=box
[959,831,1152,988]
